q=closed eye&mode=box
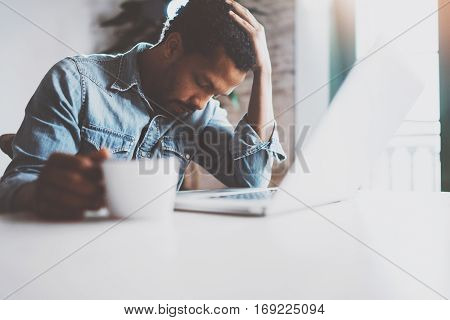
[194,74,211,90]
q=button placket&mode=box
[137,117,161,158]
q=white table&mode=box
[0,191,449,299]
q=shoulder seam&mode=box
[68,57,115,97]
[67,57,87,126]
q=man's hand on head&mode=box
[226,0,275,141]
[226,0,272,74]
[31,149,110,220]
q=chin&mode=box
[161,106,186,118]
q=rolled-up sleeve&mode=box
[232,113,286,161]
[194,103,286,188]
[0,58,82,212]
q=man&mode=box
[0,0,286,219]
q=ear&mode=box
[163,32,184,62]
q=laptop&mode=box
[175,51,424,216]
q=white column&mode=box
[295,0,332,143]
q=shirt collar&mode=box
[110,42,152,92]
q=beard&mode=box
[146,65,198,118]
[151,98,196,119]
[166,100,197,117]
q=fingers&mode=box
[36,180,104,221]
[35,150,109,220]
[88,148,110,162]
[48,149,109,169]
[35,184,104,220]
[86,149,110,181]
[47,152,93,171]
[39,184,104,211]
[226,0,260,28]
[229,10,255,33]
[47,150,107,181]
[39,167,104,197]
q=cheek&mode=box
[168,72,196,100]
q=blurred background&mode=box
[0,0,449,192]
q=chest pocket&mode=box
[160,136,194,162]
[80,124,135,160]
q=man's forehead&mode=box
[192,47,246,90]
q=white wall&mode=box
[0,0,119,174]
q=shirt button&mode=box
[185,153,191,160]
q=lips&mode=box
[179,104,193,112]
[174,102,195,113]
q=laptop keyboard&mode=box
[214,189,276,200]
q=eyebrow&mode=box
[201,74,231,96]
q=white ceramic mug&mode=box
[102,158,179,220]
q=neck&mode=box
[138,44,166,104]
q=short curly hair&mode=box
[160,0,256,71]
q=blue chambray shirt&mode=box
[0,43,286,212]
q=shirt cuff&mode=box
[231,113,287,161]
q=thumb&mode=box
[88,148,110,162]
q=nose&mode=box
[189,94,212,111]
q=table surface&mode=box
[1,191,449,299]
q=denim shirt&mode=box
[0,43,286,212]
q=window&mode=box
[356,0,440,191]
[295,0,441,191]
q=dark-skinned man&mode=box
[0,0,286,219]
